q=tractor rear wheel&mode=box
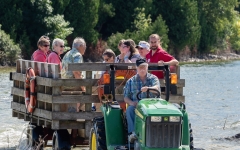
[189,123,194,150]
[89,117,107,150]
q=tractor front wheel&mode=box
[89,117,107,150]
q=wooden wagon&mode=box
[10,59,185,148]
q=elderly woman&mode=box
[47,38,65,70]
[31,35,50,62]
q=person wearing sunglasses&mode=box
[31,35,51,62]
[47,38,65,70]
[136,41,150,59]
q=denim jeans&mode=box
[126,105,135,133]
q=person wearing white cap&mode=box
[136,41,150,59]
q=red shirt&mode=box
[32,49,47,62]
[47,51,62,70]
[146,47,175,78]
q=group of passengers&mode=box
[32,34,178,80]
[31,34,179,143]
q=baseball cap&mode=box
[136,58,148,67]
[136,41,150,50]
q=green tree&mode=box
[51,0,70,14]
[151,0,201,58]
[107,12,169,55]
[198,0,238,53]
[99,0,151,38]
[64,0,100,43]
[0,25,21,65]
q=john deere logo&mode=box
[164,117,168,122]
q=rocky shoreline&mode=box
[180,53,240,63]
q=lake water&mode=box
[0,61,240,150]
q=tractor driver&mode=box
[123,58,160,142]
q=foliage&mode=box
[64,0,100,44]
[44,14,73,50]
[150,0,201,57]
[198,0,238,53]
[107,12,169,55]
[0,25,21,65]
[229,17,240,51]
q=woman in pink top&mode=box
[32,36,50,62]
[47,38,65,70]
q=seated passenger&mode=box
[115,39,125,63]
[122,39,141,63]
[102,49,116,63]
[31,36,50,62]
[135,41,150,59]
[47,38,65,70]
[124,58,160,142]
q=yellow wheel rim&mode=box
[91,132,97,150]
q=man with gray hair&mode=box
[136,41,150,59]
[61,37,86,80]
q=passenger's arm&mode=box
[124,97,138,107]
[158,59,179,66]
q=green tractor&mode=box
[89,64,193,150]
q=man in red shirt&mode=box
[146,34,179,78]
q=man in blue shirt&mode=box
[124,58,160,142]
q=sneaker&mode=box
[129,133,137,143]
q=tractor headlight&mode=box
[169,116,180,122]
[151,116,162,122]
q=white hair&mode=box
[52,38,64,50]
[72,37,86,49]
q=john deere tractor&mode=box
[90,64,193,150]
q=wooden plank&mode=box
[52,95,100,103]
[11,87,24,97]
[52,112,102,120]
[51,63,60,79]
[37,93,52,103]
[16,59,21,73]
[52,120,85,129]
[37,62,45,77]
[68,63,165,71]
[11,102,52,120]
[12,72,26,82]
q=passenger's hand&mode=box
[141,86,148,92]
[131,101,138,107]
[158,60,164,66]
[124,51,131,58]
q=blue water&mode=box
[0,61,240,149]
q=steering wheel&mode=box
[136,88,161,100]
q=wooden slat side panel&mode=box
[52,112,102,120]
[11,102,52,120]
[12,72,26,82]
[52,120,85,130]
[52,95,100,103]
[11,87,24,97]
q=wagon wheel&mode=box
[52,129,71,150]
[89,117,107,150]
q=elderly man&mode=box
[146,34,179,78]
[136,41,150,59]
[124,58,160,142]
[61,37,86,112]
[61,37,86,80]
